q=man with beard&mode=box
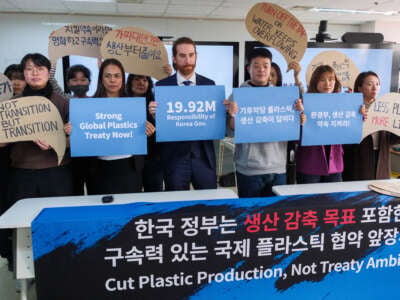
[151,37,217,191]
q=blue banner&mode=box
[155,85,226,142]
[31,191,400,299]
[70,97,147,156]
[302,93,363,146]
[233,86,300,143]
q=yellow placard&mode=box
[0,73,13,102]
[48,23,112,64]
[363,93,400,139]
[100,26,169,80]
[306,50,359,89]
[245,2,307,65]
[0,96,67,164]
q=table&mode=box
[272,178,400,196]
[0,188,237,300]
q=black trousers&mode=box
[142,158,164,192]
[0,147,10,260]
[9,165,74,204]
[71,157,93,195]
[163,153,217,191]
[0,147,9,212]
[90,157,142,195]
[3,165,73,268]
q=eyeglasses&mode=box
[24,66,48,74]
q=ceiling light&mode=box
[310,7,398,16]
[42,22,116,28]
[42,22,70,26]
[64,0,115,3]
[291,6,313,11]
[116,0,143,3]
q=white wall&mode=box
[0,13,359,84]
[361,20,400,43]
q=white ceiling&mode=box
[1,0,400,25]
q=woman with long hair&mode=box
[127,74,163,192]
[89,59,155,194]
[296,65,344,183]
[343,71,399,180]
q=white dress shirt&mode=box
[177,71,196,86]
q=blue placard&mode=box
[70,97,147,157]
[302,93,363,146]
[155,85,226,142]
[233,86,300,143]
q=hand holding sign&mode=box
[363,93,400,138]
[0,73,13,102]
[245,2,307,67]
[0,96,67,164]
[48,23,112,65]
[100,27,169,80]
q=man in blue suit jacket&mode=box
[151,37,217,191]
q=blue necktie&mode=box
[182,80,192,86]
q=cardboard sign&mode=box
[70,97,147,157]
[301,93,363,146]
[245,2,307,65]
[0,96,66,164]
[369,181,400,197]
[306,50,360,90]
[233,86,300,143]
[101,27,169,80]
[155,85,226,142]
[362,93,400,139]
[32,191,400,299]
[0,73,13,101]
[48,23,112,64]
